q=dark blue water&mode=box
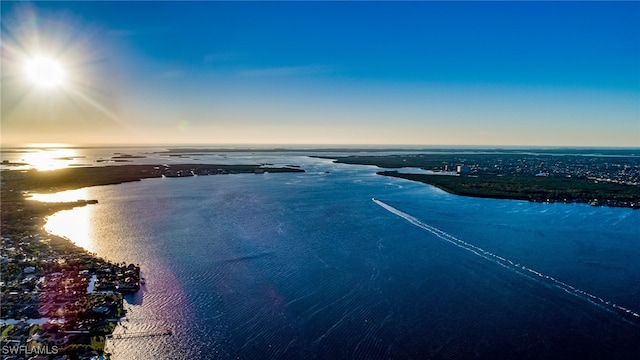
[46,155,640,359]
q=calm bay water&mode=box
[43,154,640,359]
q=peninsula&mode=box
[323,152,640,208]
[3,164,304,193]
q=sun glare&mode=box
[23,55,66,89]
[45,205,95,252]
[22,147,78,171]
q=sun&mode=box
[23,55,67,89]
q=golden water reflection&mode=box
[45,205,95,253]
[21,147,78,171]
[28,188,89,203]
[29,188,97,252]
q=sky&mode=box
[1,1,639,147]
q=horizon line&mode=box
[2,143,639,151]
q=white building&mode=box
[456,165,470,174]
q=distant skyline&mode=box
[1,1,639,147]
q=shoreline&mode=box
[378,171,639,209]
[313,153,639,209]
[4,163,304,194]
[0,163,304,359]
[1,189,125,358]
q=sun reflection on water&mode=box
[45,205,95,252]
[29,187,97,252]
[28,188,89,203]
[21,146,78,171]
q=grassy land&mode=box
[90,335,106,351]
[1,325,14,337]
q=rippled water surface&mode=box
[44,154,640,359]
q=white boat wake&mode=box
[372,198,640,324]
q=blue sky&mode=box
[2,1,639,146]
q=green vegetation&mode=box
[1,324,14,337]
[28,324,42,336]
[321,154,448,169]
[320,152,639,208]
[90,334,107,351]
[379,171,640,207]
[2,164,303,194]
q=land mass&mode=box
[3,164,304,193]
[156,147,640,155]
[323,154,640,208]
[379,171,639,208]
